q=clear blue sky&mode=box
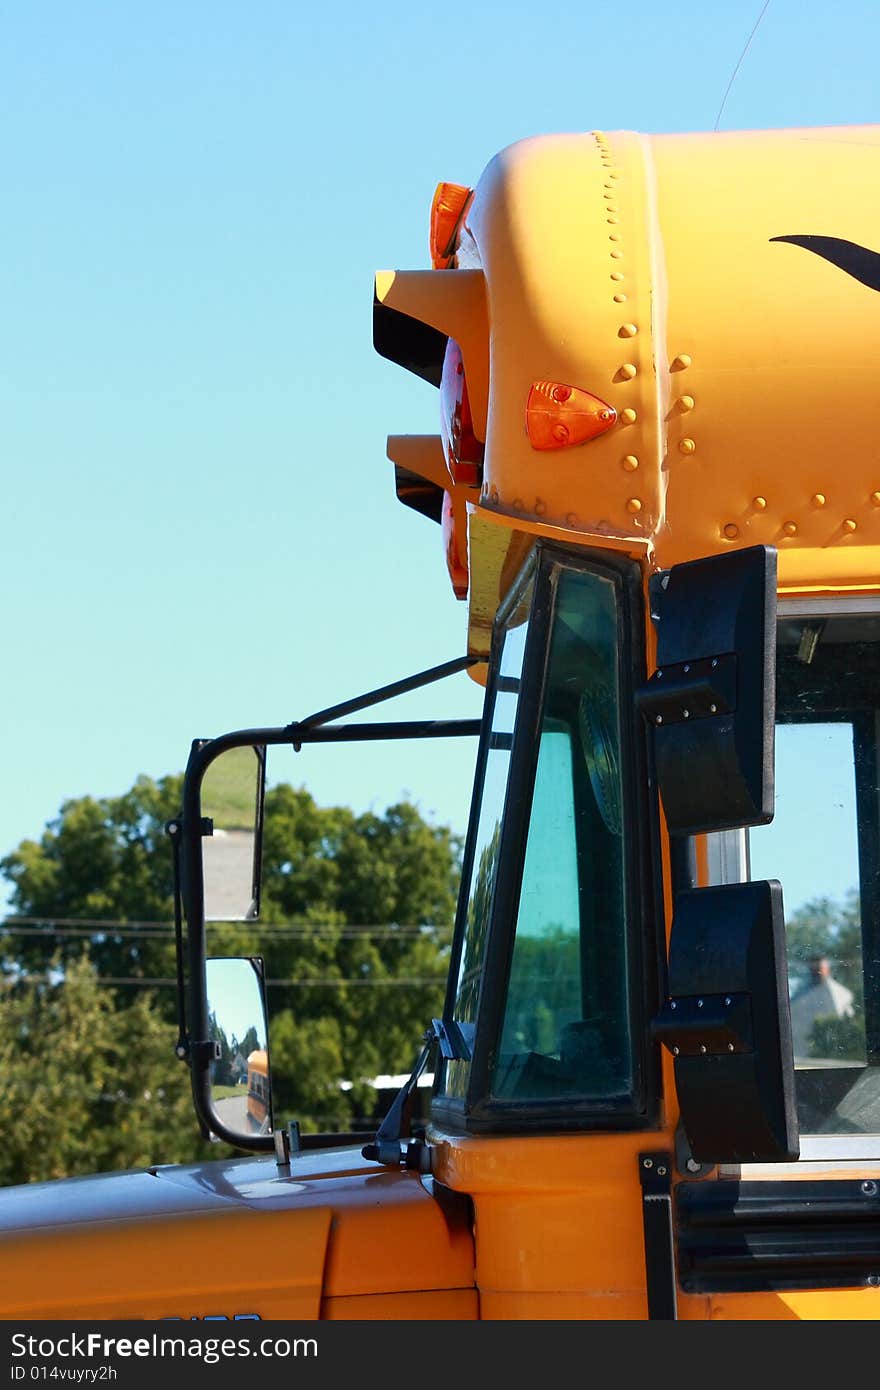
[2,2,878,914]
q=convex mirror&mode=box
[206,956,273,1139]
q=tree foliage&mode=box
[254,786,460,1131]
[1,775,182,984]
[0,953,216,1187]
[785,889,862,1000]
[785,889,864,1061]
[0,771,462,1181]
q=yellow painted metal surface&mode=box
[465,126,880,581]
[0,1205,331,1321]
[379,124,880,624]
[466,131,664,550]
[682,1289,880,1320]
[652,128,880,570]
[322,1289,478,1318]
[480,1291,649,1319]
[0,1155,476,1321]
[375,267,489,436]
[319,1170,474,1301]
[431,1128,671,1319]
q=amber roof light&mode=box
[526,381,617,450]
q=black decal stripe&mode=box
[770,234,880,292]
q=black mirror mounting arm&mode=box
[361,1024,441,1170]
[179,655,484,1155]
[165,816,189,1064]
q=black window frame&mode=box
[432,543,663,1136]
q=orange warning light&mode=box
[430,182,472,269]
[526,381,617,451]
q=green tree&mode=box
[786,889,862,1000]
[254,787,460,1132]
[1,771,462,1166]
[0,775,182,986]
[0,953,216,1187]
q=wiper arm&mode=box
[363,1018,462,1169]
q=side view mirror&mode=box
[641,545,798,1164]
[175,654,481,1152]
[201,745,266,922]
[206,956,273,1140]
[639,544,776,836]
[652,881,797,1163]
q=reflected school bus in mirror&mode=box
[247,1048,271,1135]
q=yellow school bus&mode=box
[2,122,880,1321]
[246,1049,270,1135]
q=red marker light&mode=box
[526,381,617,450]
[440,339,484,486]
[442,490,469,599]
[430,182,472,269]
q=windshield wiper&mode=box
[361,1018,468,1168]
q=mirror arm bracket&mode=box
[190,1039,222,1068]
[362,1024,438,1167]
[165,816,190,1063]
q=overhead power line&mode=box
[713,0,772,131]
[4,973,447,988]
[1,919,448,940]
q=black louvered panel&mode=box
[676,1179,880,1293]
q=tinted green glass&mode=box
[443,591,532,1100]
[491,567,634,1103]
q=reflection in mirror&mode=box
[206,956,273,1138]
[201,746,266,921]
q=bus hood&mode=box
[0,1146,476,1320]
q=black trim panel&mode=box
[394,464,444,524]
[676,1178,880,1292]
[373,299,447,385]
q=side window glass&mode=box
[491,567,635,1103]
[750,614,880,1138]
[442,583,533,1100]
